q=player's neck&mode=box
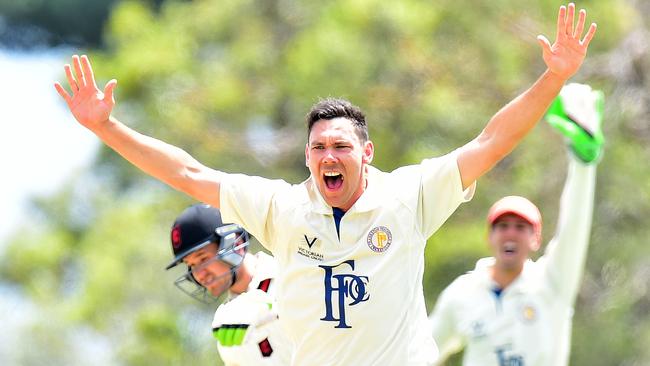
[490,264,523,289]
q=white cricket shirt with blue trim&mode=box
[220,153,474,366]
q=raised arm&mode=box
[543,155,595,301]
[456,3,597,189]
[541,83,603,301]
[54,55,223,207]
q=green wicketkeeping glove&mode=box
[546,83,605,164]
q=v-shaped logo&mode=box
[304,234,318,248]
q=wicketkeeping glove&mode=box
[546,83,605,164]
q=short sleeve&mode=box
[418,153,475,238]
[220,173,290,252]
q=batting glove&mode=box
[212,289,277,346]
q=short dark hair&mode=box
[306,98,369,142]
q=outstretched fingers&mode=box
[537,35,552,54]
[556,5,567,40]
[72,55,87,88]
[80,55,98,89]
[581,23,597,48]
[564,3,575,37]
[573,9,586,39]
[54,82,72,105]
[64,64,78,92]
[103,79,118,105]
[555,4,597,49]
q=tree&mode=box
[3,0,647,364]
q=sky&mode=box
[0,48,99,245]
[0,48,111,364]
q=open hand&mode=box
[54,55,117,130]
[537,3,597,80]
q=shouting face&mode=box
[305,117,374,211]
[489,214,540,272]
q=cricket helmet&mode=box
[166,204,249,303]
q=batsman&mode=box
[166,204,292,365]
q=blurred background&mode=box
[1,0,649,365]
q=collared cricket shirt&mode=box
[220,153,474,365]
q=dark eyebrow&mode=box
[191,251,211,262]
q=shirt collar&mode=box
[347,166,383,214]
[474,257,534,292]
[304,176,332,215]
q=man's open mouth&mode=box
[503,242,517,255]
[324,171,344,190]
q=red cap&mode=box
[487,196,542,242]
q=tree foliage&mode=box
[0,0,167,47]
[2,0,649,364]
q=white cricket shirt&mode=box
[220,153,474,366]
[213,252,292,366]
[429,157,596,366]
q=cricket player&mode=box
[54,4,596,365]
[166,204,291,365]
[428,83,605,366]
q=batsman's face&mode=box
[305,118,374,211]
[489,214,539,271]
[183,243,233,297]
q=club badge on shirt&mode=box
[367,226,392,253]
[520,303,537,323]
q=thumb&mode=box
[536,35,552,55]
[103,79,117,105]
